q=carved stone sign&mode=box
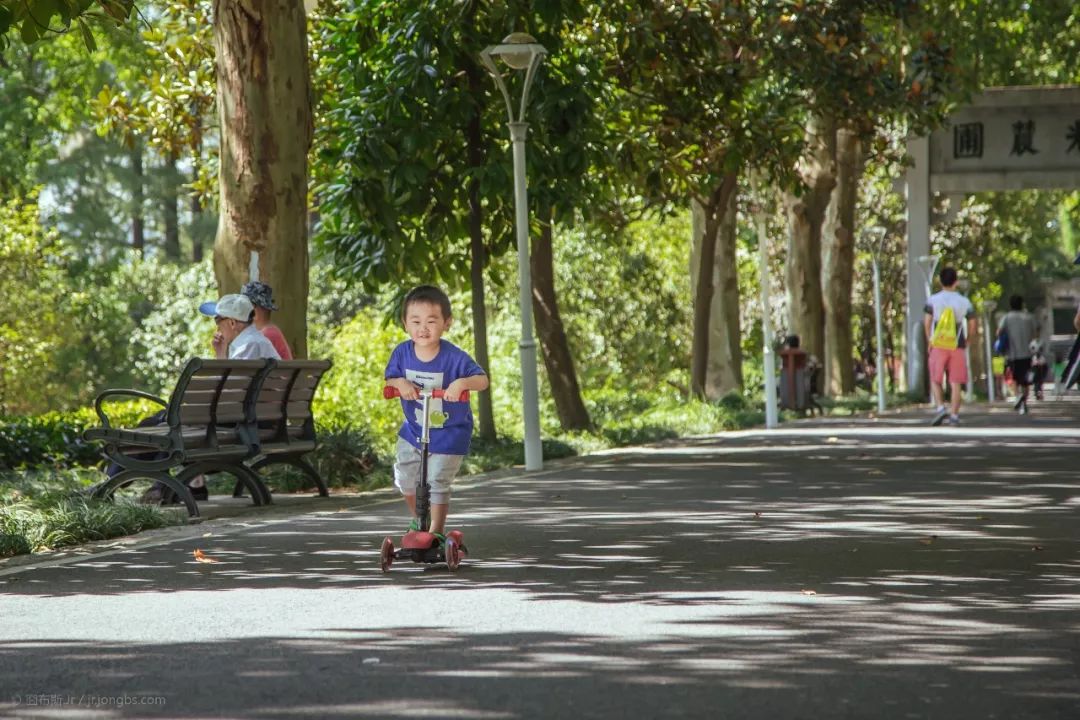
[929,86,1080,192]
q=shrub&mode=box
[0,467,182,557]
[0,399,160,470]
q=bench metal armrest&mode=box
[93,389,168,429]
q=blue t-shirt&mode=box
[384,339,486,455]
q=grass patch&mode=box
[0,468,183,558]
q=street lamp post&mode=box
[865,226,888,414]
[480,34,547,471]
[749,183,778,429]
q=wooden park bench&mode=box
[83,358,332,519]
[232,359,334,500]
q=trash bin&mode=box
[779,335,811,412]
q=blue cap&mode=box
[199,301,218,316]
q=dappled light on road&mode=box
[2,405,1079,717]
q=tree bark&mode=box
[822,126,863,395]
[163,150,181,260]
[532,204,592,431]
[690,185,742,399]
[131,144,145,257]
[464,64,496,441]
[191,188,205,263]
[783,114,837,362]
[690,173,739,398]
[212,0,312,356]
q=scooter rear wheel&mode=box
[380,537,394,573]
[445,538,461,571]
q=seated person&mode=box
[241,281,293,360]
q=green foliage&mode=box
[0,193,69,414]
[314,0,614,293]
[0,474,179,557]
[0,399,158,470]
[0,0,134,50]
[127,258,217,395]
[311,308,406,456]
[547,214,691,394]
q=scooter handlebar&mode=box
[383,386,469,401]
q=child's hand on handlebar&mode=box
[390,378,421,401]
[442,380,469,402]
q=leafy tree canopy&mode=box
[0,0,134,50]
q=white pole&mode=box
[249,250,260,282]
[755,210,778,429]
[509,122,543,471]
[872,256,887,413]
[983,309,995,403]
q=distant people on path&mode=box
[242,281,293,360]
[996,294,1038,414]
[199,293,281,361]
[924,266,976,426]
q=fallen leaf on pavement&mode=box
[826,436,839,443]
[193,549,220,564]
[868,470,885,476]
[1032,545,1044,551]
[919,535,938,545]
[753,512,762,518]
[801,589,817,595]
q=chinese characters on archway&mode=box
[953,119,1080,159]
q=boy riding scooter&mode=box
[380,285,488,570]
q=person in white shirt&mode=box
[923,266,976,426]
[198,294,281,361]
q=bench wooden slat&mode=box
[185,376,255,393]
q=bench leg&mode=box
[247,456,329,498]
[177,463,271,507]
[96,470,201,520]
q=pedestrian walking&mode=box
[924,266,977,426]
[995,294,1038,414]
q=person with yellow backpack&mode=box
[924,266,977,426]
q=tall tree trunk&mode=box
[690,185,742,399]
[784,114,837,362]
[690,173,739,398]
[464,64,496,441]
[212,0,312,356]
[822,126,864,395]
[532,204,592,431]
[191,189,205,263]
[131,144,145,257]
[163,150,181,260]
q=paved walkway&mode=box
[1,398,1078,718]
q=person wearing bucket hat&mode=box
[198,293,280,361]
[242,281,293,360]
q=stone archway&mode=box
[905,85,1080,395]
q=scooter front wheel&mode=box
[445,538,461,572]
[380,537,395,573]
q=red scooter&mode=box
[380,386,469,572]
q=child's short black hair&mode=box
[402,285,452,321]
[1009,294,1023,311]
[939,266,958,287]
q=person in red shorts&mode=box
[924,266,977,426]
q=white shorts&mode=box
[393,438,463,504]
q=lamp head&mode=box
[498,32,539,70]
